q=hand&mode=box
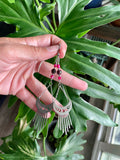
[0,34,88,113]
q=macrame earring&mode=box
[34,47,72,134]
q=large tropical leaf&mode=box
[65,37,120,60]
[0,0,46,37]
[67,87,116,133]
[56,0,91,24]
[53,85,116,134]
[61,52,120,93]
[56,0,120,37]
[81,77,120,104]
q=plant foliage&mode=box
[1,0,120,159]
[0,121,86,160]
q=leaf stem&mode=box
[44,16,55,33]
[43,137,47,156]
[35,0,40,7]
[52,0,57,31]
[40,21,51,33]
[112,39,120,46]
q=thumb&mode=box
[6,44,60,61]
[22,44,60,61]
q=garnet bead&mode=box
[51,68,56,74]
[57,69,62,75]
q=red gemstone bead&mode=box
[57,69,62,75]
[51,68,56,74]
[57,64,60,68]
[54,64,57,68]
[58,76,61,80]
[50,75,54,79]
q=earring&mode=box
[53,84,72,135]
[34,79,54,132]
[50,49,72,135]
[34,47,72,134]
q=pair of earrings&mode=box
[34,50,72,135]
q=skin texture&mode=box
[0,34,88,116]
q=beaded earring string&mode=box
[50,49,72,134]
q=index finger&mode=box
[1,34,67,58]
[36,61,88,91]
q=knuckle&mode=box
[1,43,15,57]
[32,46,40,59]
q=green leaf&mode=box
[56,0,91,24]
[113,103,120,112]
[53,133,86,160]
[80,77,120,104]
[66,87,116,132]
[61,52,120,93]
[8,95,18,108]
[65,37,120,60]
[77,30,90,38]
[14,101,35,124]
[40,0,50,3]
[0,137,44,160]
[15,102,30,122]
[0,123,45,160]
[56,1,120,37]
[0,0,46,37]
[26,110,35,123]
[53,125,63,138]
[42,111,55,138]
[70,109,87,132]
[110,0,120,5]
[40,2,56,20]
[7,0,15,3]
[53,85,116,133]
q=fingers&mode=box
[26,75,53,105]
[26,75,62,107]
[0,34,67,58]
[16,88,38,112]
[37,61,88,91]
[0,43,60,61]
[16,87,51,118]
[24,34,67,58]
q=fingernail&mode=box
[47,45,59,52]
[63,49,66,57]
[82,82,88,91]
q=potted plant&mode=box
[1,0,120,159]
